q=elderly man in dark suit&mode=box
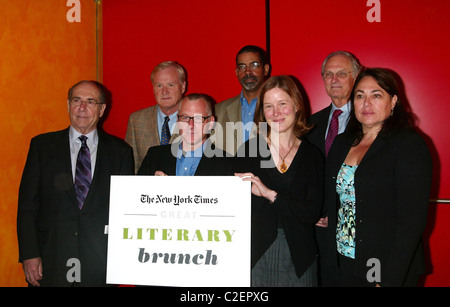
[17,80,134,286]
[305,51,361,286]
[138,93,232,176]
[306,51,362,157]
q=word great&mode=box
[123,228,235,242]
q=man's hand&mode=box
[23,257,43,287]
[315,216,328,227]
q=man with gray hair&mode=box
[305,51,362,287]
[306,51,362,157]
[125,61,187,172]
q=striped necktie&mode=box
[75,135,91,209]
[325,109,343,156]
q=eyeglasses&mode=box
[177,115,212,123]
[69,97,103,107]
[322,70,353,80]
[236,62,262,72]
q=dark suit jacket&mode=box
[322,128,432,286]
[137,140,234,176]
[305,105,332,156]
[17,127,134,286]
[235,137,324,278]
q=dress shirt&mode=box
[325,101,351,140]
[157,106,178,142]
[240,91,258,142]
[176,141,206,176]
[69,126,98,182]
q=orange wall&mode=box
[0,0,99,286]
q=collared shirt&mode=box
[69,126,99,182]
[157,106,178,142]
[325,101,352,139]
[176,141,206,176]
[240,91,258,142]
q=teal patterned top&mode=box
[336,163,358,259]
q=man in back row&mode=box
[214,45,270,155]
[306,51,362,156]
[305,50,362,287]
[125,61,187,172]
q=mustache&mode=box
[242,75,258,82]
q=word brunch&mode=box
[124,228,236,265]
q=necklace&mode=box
[269,137,297,173]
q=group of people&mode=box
[17,45,433,287]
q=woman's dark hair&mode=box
[346,68,414,145]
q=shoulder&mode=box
[99,130,132,151]
[215,95,240,111]
[30,128,68,145]
[128,105,157,120]
[309,105,331,123]
[147,143,173,155]
[385,128,430,154]
[301,138,324,157]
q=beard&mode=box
[240,75,259,91]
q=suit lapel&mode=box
[83,130,110,209]
[316,106,332,154]
[226,97,241,122]
[194,142,219,176]
[143,107,160,148]
[358,133,387,167]
[54,128,79,206]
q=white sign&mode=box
[106,176,251,287]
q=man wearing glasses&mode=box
[138,93,232,176]
[305,51,362,286]
[17,80,134,286]
[214,45,270,155]
[306,51,362,157]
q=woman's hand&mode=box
[154,171,168,176]
[235,172,277,203]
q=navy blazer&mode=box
[17,127,134,286]
[322,128,432,286]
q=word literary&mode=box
[123,228,236,242]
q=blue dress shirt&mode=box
[240,92,257,142]
[157,107,178,142]
[176,142,206,176]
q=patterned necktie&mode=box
[75,135,91,209]
[161,116,171,145]
[325,109,343,156]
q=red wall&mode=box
[102,0,266,138]
[102,0,450,286]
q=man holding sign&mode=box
[138,93,233,177]
[108,94,250,287]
